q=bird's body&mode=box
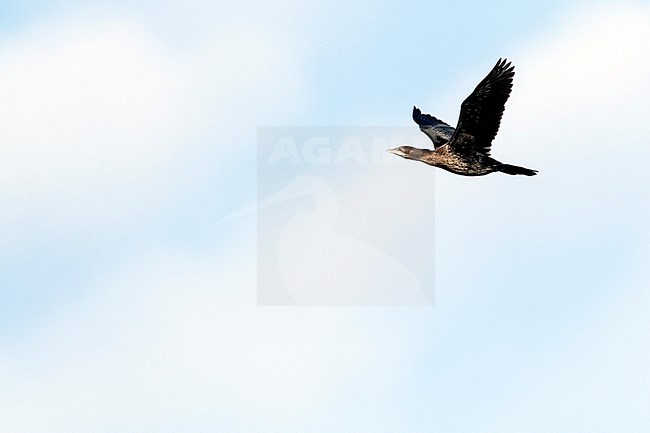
[388,59,537,176]
[415,146,501,176]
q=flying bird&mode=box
[388,59,537,176]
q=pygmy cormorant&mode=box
[388,59,537,176]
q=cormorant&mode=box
[388,59,537,176]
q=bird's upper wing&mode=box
[448,58,515,156]
[412,106,455,149]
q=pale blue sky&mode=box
[1,1,650,432]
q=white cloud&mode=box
[0,9,304,231]
[0,237,423,433]
[0,17,182,223]
[511,2,650,122]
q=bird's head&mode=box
[387,146,425,161]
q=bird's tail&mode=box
[499,163,538,176]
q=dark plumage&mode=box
[388,59,537,176]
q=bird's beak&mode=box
[387,147,406,157]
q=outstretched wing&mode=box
[412,106,455,149]
[448,58,515,156]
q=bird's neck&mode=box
[412,148,437,165]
